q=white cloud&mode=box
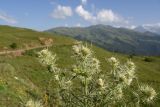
[97,9,119,23]
[130,25,136,29]
[51,5,72,19]
[76,5,96,22]
[143,23,160,27]
[81,0,87,5]
[0,11,17,24]
[75,5,128,25]
[76,23,81,27]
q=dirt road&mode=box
[0,45,52,55]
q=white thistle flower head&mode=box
[97,78,104,88]
[124,77,133,86]
[65,80,72,86]
[108,57,119,67]
[72,44,92,57]
[127,60,136,71]
[38,49,57,70]
[81,45,91,56]
[72,45,81,55]
[118,71,134,86]
[92,58,100,65]
[116,88,123,100]
[55,75,59,81]
[108,57,117,63]
[26,99,43,107]
[139,85,157,103]
[74,41,82,45]
[112,86,123,100]
[62,80,72,90]
[14,76,18,80]
[92,58,100,70]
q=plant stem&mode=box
[84,77,88,107]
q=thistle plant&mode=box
[35,42,157,107]
[25,99,43,107]
[139,85,157,104]
[37,48,73,107]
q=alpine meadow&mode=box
[0,0,160,107]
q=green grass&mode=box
[0,25,160,106]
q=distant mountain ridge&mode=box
[46,24,160,56]
[134,24,160,35]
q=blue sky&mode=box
[0,0,160,30]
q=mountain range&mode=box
[46,24,160,56]
[134,24,160,35]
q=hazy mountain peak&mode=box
[134,24,160,35]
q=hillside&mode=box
[0,25,75,51]
[46,24,160,56]
[0,25,160,106]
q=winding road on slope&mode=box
[0,45,52,55]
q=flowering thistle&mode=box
[108,57,119,67]
[38,49,57,72]
[72,43,92,57]
[25,99,43,107]
[111,85,123,101]
[139,85,157,103]
[97,78,104,88]
[72,44,100,80]
[108,57,118,64]
[81,45,91,56]
[108,57,136,86]
[35,44,158,107]
[54,75,59,81]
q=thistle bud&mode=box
[97,78,104,87]
[81,46,91,56]
[55,75,59,81]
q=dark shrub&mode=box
[143,57,154,62]
[24,50,36,57]
[10,43,17,49]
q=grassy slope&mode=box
[0,25,160,106]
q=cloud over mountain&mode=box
[75,5,128,25]
[51,5,73,19]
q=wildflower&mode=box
[38,49,56,66]
[139,85,157,103]
[112,86,123,100]
[81,46,91,56]
[108,57,118,64]
[14,76,18,80]
[25,99,43,107]
[92,58,100,69]
[72,45,81,55]
[92,58,99,64]
[55,75,59,81]
[38,49,57,72]
[123,76,133,86]
[116,87,123,100]
[126,60,136,72]
[109,59,136,86]
[72,44,92,57]
[65,80,72,86]
[108,57,119,67]
[97,78,104,88]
